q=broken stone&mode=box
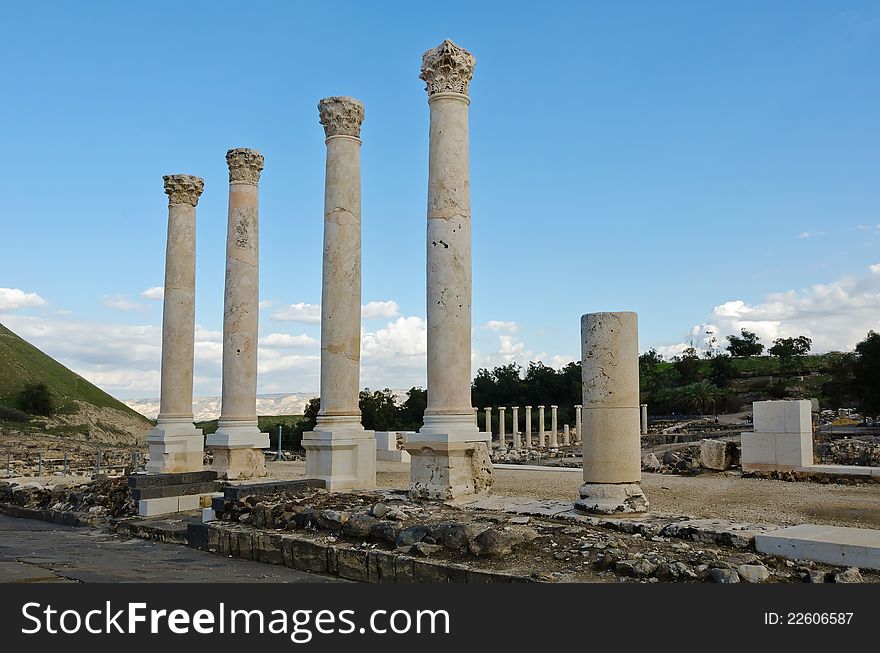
[371,503,389,518]
[342,514,379,538]
[833,567,863,583]
[395,525,430,548]
[736,564,770,583]
[316,509,350,530]
[410,542,442,557]
[469,529,518,557]
[709,568,740,583]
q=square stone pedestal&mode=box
[146,421,204,474]
[576,482,649,514]
[404,440,493,501]
[303,429,376,491]
[206,422,269,480]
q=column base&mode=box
[404,440,494,501]
[206,420,269,480]
[146,419,204,474]
[302,427,376,491]
[575,482,649,514]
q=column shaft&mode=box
[550,405,558,447]
[512,406,520,449]
[524,406,532,449]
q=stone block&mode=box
[187,523,209,550]
[336,548,369,582]
[130,480,221,501]
[289,538,329,573]
[740,432,777,470]
[303,429,376,491]
[137,496,179,517]
[129,470,218,488]
[201,508,217,523]
[700,439,735,470]
[405,440,493,500]
[775,432,813,467]
[237,531,253,560]
[177,494,201,511]
[394,557,415,582]
[753,400,811,435]
[368,550,397,583]
[207,525,221,552]
[413,560,449,583]
[755,524,880,570]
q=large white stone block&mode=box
[755,524,880,570]
[740,432,776,470]
[740,430,813,470]
[405,440,493,500]
[303,429,376,491]
[375,431,412,463]
[753,400,811,435]
[146,421,204,474]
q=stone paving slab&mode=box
[755,524,880,570]
[803,464,880,477]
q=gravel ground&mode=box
[265,460,880,529]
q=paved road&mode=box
[0,515,344,583]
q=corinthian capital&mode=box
[419,39,475,96]
[318,96,365,138]
[226,148,264,184]
[163,174,204,206]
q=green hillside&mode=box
[0,321,145,419]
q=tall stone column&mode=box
[524,406,532,449]
[538,405,546,447]
[512,406,520,449]
[550,405,559,447]
[303,97,375,490]
[498,407,506,448]
[577,312,648,513]
[575,404,583,444]
[146,174,205,474]
[207,148,269,480]
[405,40,493,499]
[640,404,649,435]
[563,424,570,446]
[484,407,492,435]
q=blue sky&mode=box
[1,1,879,400]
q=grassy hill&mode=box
[0,322,151,442]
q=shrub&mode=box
[20,382,54,416]
[0,405,31,422]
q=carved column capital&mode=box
[419,39,475,96]
[226,148,264,185]
[163,174,204,206]
[318,96,365,138]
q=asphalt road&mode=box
[0,515,344,583]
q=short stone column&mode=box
[640,403,649,435]
[577,312,648,513]
[146,174,205,474]
[405,40,493,499]
[473,407,478,426]
[484,407,492,435]
[207,149,269,480]
[563,424,570,446]
[575,405,583,444]
[303,97,376,490]
[498,407,506,448]
[549,405,559,448]
[538,405,546,447]
[524,406,532,449]
[511,406,520,449]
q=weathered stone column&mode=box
[484,407,492,435]
[577,312,648,513]
[550,405,559,448]
[498,407,506,448]
[405,40,493,499]
[512,406,520,449]
[146,174,205,474]
[575,404,583,444]
[473,407,478,426]
[303,97,376,491]
[207,148,269,480]
[538,405,546,447]
[524,406,532,449]
[640,403,649,436]
[563,424,570,446]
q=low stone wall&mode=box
[818,438,880,467]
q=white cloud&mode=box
[655,263,880,356]
[270,302,321,324]
[482,320,518,334]
[140,286,164,300]
[362,300,400,320]
[103,295,149,312]
[797,231,825,239]
[0,288,47,311]
[259,300,274,309]
[259,333,319,349]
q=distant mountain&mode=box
[0,322,152,444]
[126,389,413,421]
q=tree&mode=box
[359,388,399,431]
[853,331,880,415]
[19,382,53,416]
[769,336,812,374]
[725,329,764,357]
[673,347,702,385]
[820,351,855,410]
[677,382,725,415]
[397,387,427,431]
[708,354,736,388]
